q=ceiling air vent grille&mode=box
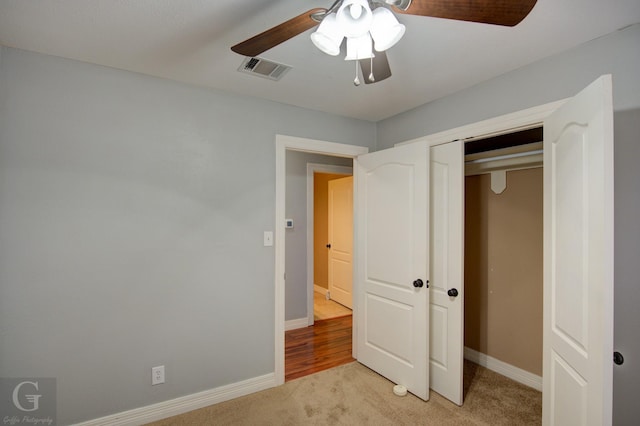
[238,57,291,81]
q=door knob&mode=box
[614,351,624,365]
[326,244,331,248]
[413,279,429,288]
[447,288,459,297]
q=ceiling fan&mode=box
[231,0,537,85]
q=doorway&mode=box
[464,168,543,380]
[277,141,367,385]
[463,137,544,391]
[315,173,354,319]
[309,168,354,322]
[286,167,355,382]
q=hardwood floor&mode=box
[285,315,354,382]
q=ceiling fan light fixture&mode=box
[310,13,344,56]
[233,0,540,86]
[336,0,373,38]
[344,33,374,61]
[370,7,405,52]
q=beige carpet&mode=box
[147,361,541,425]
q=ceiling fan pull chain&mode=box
[354,60,361,86]
[368,56,375,82]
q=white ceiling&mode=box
[1,0,639,122]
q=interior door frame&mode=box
[275,135,368,385]
[306,163,353,326]
[274,98,568,386]
[395,100,568,150]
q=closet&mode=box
[463,128,544,380]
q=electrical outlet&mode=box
[152,365,165,385]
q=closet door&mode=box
[429,140,464,405]
[355,141,430,400]
[542,75,614,425]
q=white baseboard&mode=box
[464,347,542,391]
[285,317,309,331]
[76,373,276,426]
[314,284,328,297]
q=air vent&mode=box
[238,57,291,81]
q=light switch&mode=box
[264,231,273,247]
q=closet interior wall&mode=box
[463,159,544,376]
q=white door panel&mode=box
[543,75,614,425]
[429,140,465,405]
[355,141,430,400]
[365,294,414,364]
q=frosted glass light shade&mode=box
[310,14,344,56]
[345,34,374,60]
[336,0,373,38]
[370,7,405,51]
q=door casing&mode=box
[275,137,367,385]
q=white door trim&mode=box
[275,135,368,385]
[306,163,352,326]
[395,99,569,149]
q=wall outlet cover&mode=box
[152,365,165,385]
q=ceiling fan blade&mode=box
[231,8,327,57]
[395,0,537,27]
[359,51,392,85]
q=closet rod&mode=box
[465,149,543,164]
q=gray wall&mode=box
[285,152,351,321]
[0,47,375,424]
[376,24,640,425]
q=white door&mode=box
[355,141,430,400]
[542,75,614,425]
[328,176,354,309]
[429,140,465,405]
